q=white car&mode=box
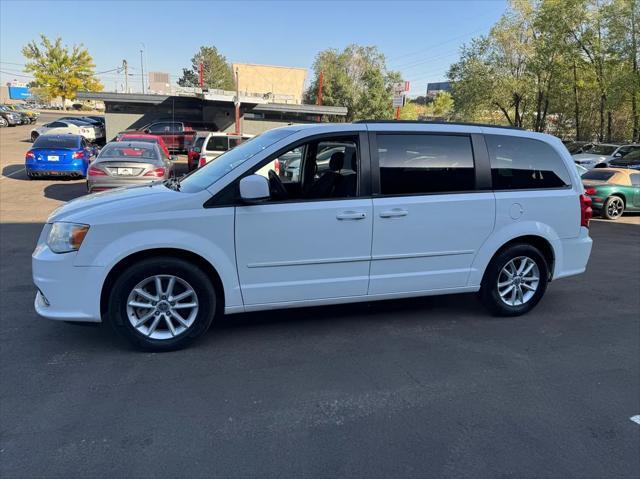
[33,122,593,351]
[196,132,254,168]
[31,119,102,143]
[572,143,622,169]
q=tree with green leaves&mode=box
[304,45,401,121]
[448,0,638,142]
[177,46,235,90]
[22,35,102,111]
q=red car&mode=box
[116,133,171,158]
[122,121,196,153]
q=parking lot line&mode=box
[631,415,640,425]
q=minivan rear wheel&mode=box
[479,244,548,316]
[107,257,216,351]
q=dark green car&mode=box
[582,168,640,220]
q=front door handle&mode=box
[337,211,367,220]
[379,208,408,218]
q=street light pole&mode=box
[140,49,145,94]
[123,59,129,93]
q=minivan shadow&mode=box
[214,292,483,333]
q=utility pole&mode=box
[140,49,145,94]
[122,59,129,93]
[316,71,324,122]
[198,62,204,88]
[234,67,241,135]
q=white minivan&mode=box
[33,122,593,350]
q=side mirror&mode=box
[239,175,270,204]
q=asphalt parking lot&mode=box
[1,116,639,478]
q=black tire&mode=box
[30,132,39,142]
[602,195,624,220]
[27,171,34,180]
[479,243,549,317]
[107,257,216,351]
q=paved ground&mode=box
[1,118,639,478]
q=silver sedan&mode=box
[87,141,175,193]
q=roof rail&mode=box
[353,120,524,131]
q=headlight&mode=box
[47,222,90,253]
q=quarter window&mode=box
[377,134,475,195]
[486,135,571,189]
[630,174,640,187]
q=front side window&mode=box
[251,136,360,200]
[377,134,475,195]
[486,135,571,190]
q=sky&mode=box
[0,0,506,97]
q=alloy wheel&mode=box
[126,274,199,340]
[497,256,540,307]
[606,197,624,218]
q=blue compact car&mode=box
[25,134,95,179]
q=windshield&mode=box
[179,128,296,193]
[585,144,617,155]
[582,170,615,181]
[33,136,79,149]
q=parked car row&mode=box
[568,142,640,170]
[30,116,105,143]
[0,104,39,126]
[25,129,177,192]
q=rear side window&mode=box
[377,134,475,195]
[486,135,571,189]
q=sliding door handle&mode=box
[379,208,408,218]
[337,211,367,220]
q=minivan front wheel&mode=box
[479,244,548,316]
[107,257,216,351]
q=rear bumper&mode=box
[26,160,87,177]
[553,227,593,280]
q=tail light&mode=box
[584,187,596,196]
[198,156,207,168]
[274,159,281,175]
[88,165,107,176]
[25,150,35,160]
[144,167,166,177]
[580,194,593,228]
[72,150,85,159]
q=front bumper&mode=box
[32,239,104,322]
